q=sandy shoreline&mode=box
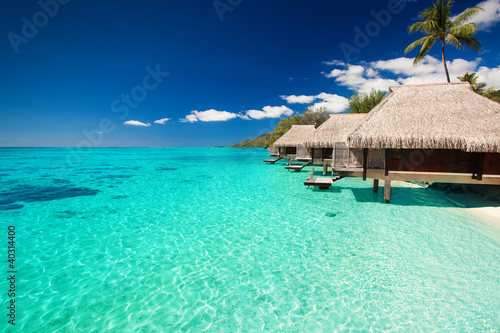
[435,188,500,227]
[392,181,500,227]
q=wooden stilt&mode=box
[477,153,484,181]
[323,163,327,175]
[384,149,390,176]
[332,143,336,168]
[384,180,391,203]
[373,179,379,193]
[362,148,368,181]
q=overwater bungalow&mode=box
[304,113,367,172]
[271,125,316,159]
[338,82,500,202]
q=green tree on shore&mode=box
[405,0,483,82]
[269,106,330,145]
[484,89,500,103]
[347,89,386,113]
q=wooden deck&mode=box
[304,167,342,189]
[332,167,500,185]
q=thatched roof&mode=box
[304,114,366,148]
[348,82,500,153]
[273,125,316,147]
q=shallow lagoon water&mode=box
[1,148,499,332]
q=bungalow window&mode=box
[322,148,333,159]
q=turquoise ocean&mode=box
[1,147,499,332]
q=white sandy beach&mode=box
[438,188,500,227]
[393,181,500,227]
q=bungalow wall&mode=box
[278,147,297,156]
[268,146,279,156]
[386,149,500,175]
[309,148,333,161]
[331,144,384,169]
[296,145,312,160]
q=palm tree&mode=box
[457,72,500,103]
[457,72,487,94]
[404,0,483,82]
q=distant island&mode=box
[231,132,272,147]
[231,106,334,148]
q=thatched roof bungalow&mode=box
[342,82,500,202]
[306,113,366,148]
[272,125,316,158]
[304,113,368,167]
[348,82,500,152]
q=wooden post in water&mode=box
[373,179,379,193]
[323,163,327,175]
[384,180,391,203]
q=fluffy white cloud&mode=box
[323,56,488,92]
[180,109,239,122]
[154,118,170,125]
[281,92,349,113]
[372,56,480,85]
[123,120,151,127]
[452,0,500,30]
[280,95,316,104]
[325,64,399,93]
[477,65,500,89]
[245,105,293,120]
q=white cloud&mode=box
[123,120,151,127]
[154,117,170,125]
[477,65,500,89]
[323,56,486,92]
[280,92,349,113]
[323,59,347,66]
[245,105,293,120]
[324,64,398,93]
[180,109,238,123]
[280,95,316,104]
[373,56,480,85]
[452,0,500,30]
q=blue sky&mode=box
[0,0,499,147]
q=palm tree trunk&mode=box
[441,39,451,82]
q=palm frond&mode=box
[456,35,481,52]
[414,35,438,65]
[445,34,464,50]
[448,22,478,36]
[451,6,484,27]
[408,21,435,34]
[457,72,474,82]
[405,35,433,54]
[435,0,452,29]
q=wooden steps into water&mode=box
[304,167,343,189]
[285,160,312,171]
[264,157,283,164]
